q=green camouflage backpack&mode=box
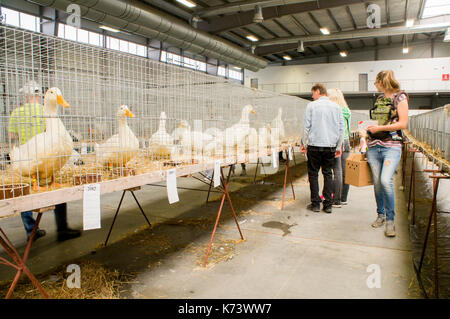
[368,91,408,141]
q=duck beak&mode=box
[250,109,256,114]
[57,95,70,108]
[178,122,183,128]
[125,109,134,118]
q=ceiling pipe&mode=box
[30,0,267,71]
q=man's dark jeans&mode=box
[307,146,336,208]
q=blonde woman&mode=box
[327,88,351,207]
[366,70,409,237]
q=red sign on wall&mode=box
[443,74,450,81]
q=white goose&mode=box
[10,88,73,188]
[148,111,175,159]
[96,105,139,168]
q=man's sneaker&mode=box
[341,201,348,205]
[57,228,81,242]
[332,201,342,208]
[307,203,320,212]
[323,206,332,214]
[385,221,396,237]
[27,229,46,242]
[371,215,385,228]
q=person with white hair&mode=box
[327,88,352,208]
[8,80,81,242]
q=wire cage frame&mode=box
[0,24,308,210]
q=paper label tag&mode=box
[81,142,87,155]
[289,147,293,161]
[272,149,278,169]
[214,160,221,188]
[83,183,101,230]
[166,168,179,204]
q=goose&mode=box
[96,105,139,168]
[10,88,73,188]
[148,111,175,160]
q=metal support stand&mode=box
[0,206,54,299]
[281,149,296,210]
[415,170,449,299]
[407,148,419,225]
[104,187,151,247]
[203,165,244,267]
[401,141,409,190]
[253,157,268,184]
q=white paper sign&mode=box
[81,142,87,155]
[214,160,221,188]
[358,120,378,131]
[166,168,179,204]
[289,147,293,161]
[272,148,278,169]
[83,183,101,230]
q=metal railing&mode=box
[260,79,450,94]
[407,105,449,161]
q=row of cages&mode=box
[0,25,308,201]
[407,105,450,162]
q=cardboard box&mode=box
[345,153,373,187]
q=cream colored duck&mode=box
[11,88,73,187]
[96,105,138,168]
[148,111,175,159]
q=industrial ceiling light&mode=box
[176,0,196,8]
[402,47,409,54]
[340,51,347,57]
[444,27,450,42]
[297,40,305,53]
[99,25,120,33]
[283,55,292,60]
[253,5,264,23]
[320,28,330,35]
[190,15,201,28]
[406,19,414,27]
[402,34,409,54]
[246,35,259,42]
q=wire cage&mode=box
[0,25,308,204]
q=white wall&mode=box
[245,57,450,94]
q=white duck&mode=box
[258,124,277,150]
[10,88,73,188]
[204,104,256,156]
[96,105,139,168]
[173,120,214,157]
[270,107,285,143]
[148,111,175,160]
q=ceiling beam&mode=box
[385,0,390,24]
[257,23,280,38]
[255,21,450,46]
[269,38,442,64]
[290,15,311,35]
[196,0,365,34]
[327,9,342,32]
[273,18,295,36]
[308,12,323,30]
[346,6,357,30]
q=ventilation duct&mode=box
[31,0,268,71]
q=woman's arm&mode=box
[367,99,408,133]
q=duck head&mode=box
[158,112,168,130]
[117,105,134,119]
[241,104,256,123]
[44,87,69,114]
[177,120,190,129]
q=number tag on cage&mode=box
[166,168,179,204]
[272,148,278,169]
[214,160,221,188]
[81,142,87,155]
[289,147,293,161]
[83,184,101,230]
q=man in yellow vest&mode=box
[8,81,81,242]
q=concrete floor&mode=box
[0,155,422,298]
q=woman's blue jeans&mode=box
[366,146,402,221]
